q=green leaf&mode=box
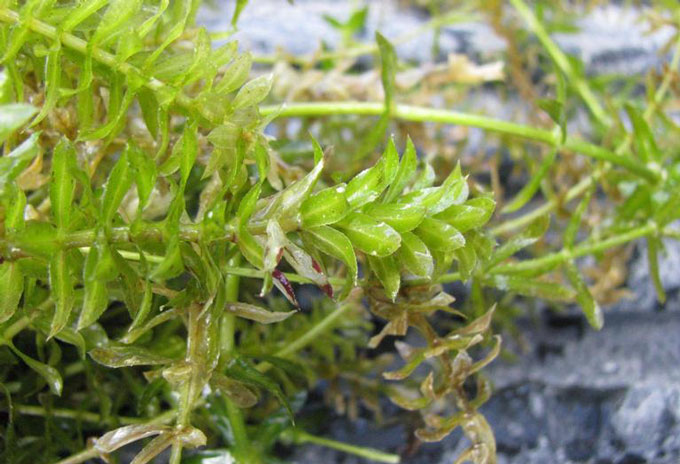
[486,275,575,302]
[89,345,173,368]
[376,32,396,112]
[564,261,603,330]
[337,212,401,257]
[49,140,76,231]
[210,374,258,408]
[435,196,495,233]
[231,0,249,26]
[225,302,296,324]
[49,250,74,338]
[647,236,666,304]
[0,103,36,144]
[137,88,160,138]
[237,184,264,268]
[302,226,358,288]
[415,218,465,252]
[128,280,153,333]
[128,143,157,211]
[93,0,143,45]
[398,163,468,214]
[300,185,350,228]
[364,203,426,233]
[8,344,62,396]
[454,244,477,279]
[232,74,272,110]
[563,181,594,249]
[4,186,26,232]
[383,136,417,203]
[151,237,184,282]
[94,424,169,453]
[367,255,400,301]
[487,215,549,269]
[78,248,109,330]
[0,132,40,194]
[101,147,133,225]
[31,44,61,126]
[398,232,434,278]
[625,103,661,162]
[207,123,240,148]
[215,52,253,94]
[0,262,23,323]
[502,148,557,214]
[345,161,385,209]
[60,0,109,32]
[179,123,198,188]
[382,137,400,187]
[225,358,294,422]
[276,156,325,218]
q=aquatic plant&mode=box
[1,1,678,463]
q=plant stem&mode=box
[291,429,400,464]
[259,102,658,182]
[221,255,252,459]
[490,222,657,274]
[256,302,355,373]
[491,170,601,235]
[508,0,611,127]
[54,448,100,464]
[9,403,176,426]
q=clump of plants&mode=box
[1,1,679,463]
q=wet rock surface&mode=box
[199,1,674,74]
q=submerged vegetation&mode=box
[0,0,679,463]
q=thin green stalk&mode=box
[509,0,611,126]
[221,255,252,459]
[492,170,600,235]
[259,102,658,182]
[490,222,657,274]
[10,403,176,426]
[291,429,400,464]
[54,448,100,464]
[256,302,355,373]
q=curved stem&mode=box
[256,302,355,373]
[490,222,657,274]
[220,255,252,460]
[260,102,658,182]
[508,0,611,126]
[54,448,99,464]
[291,429,400,464]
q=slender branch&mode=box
[256,302,356,373]
[489,223,657,274]
[491,170,600,235]
[508,0,611,126]
[259,102,659,182]
[54,448,100,464]
[290,429,400,464]
[220,255,252,459]
[10,403,175,426]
